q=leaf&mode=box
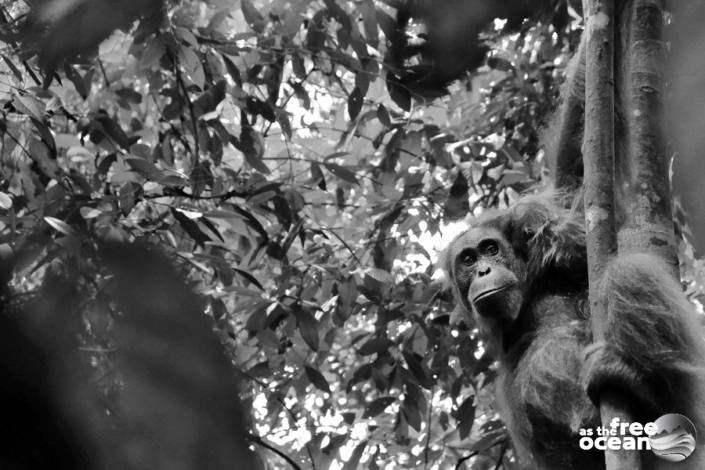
[279,9,304,37]
[324,151,349,161]
[342,441,367,470]
[405,380,427,414]
[175,26,198,47]
[246,97,276,122]
[361,0,378,47]
[80,207,101,219]
[140,37,166,68]
[360,271,391,302]
[193,80,226,117]
[160,175,189,187]
[305,366,331,393]
[234,127,269,174]
[323,163,359,185]
[402,398,422,431]
[118,181,141,213]
[310,162,326,190]
[190,162,213,195]
[355,71,370,96]
[276,110,292,140]
[500,168,529,187]
[247,360,270,378]
[171,208,211,247]
[443,171,470,220]
[2,55,22,82]
[221,54,243,86]
[248,188,277,205]
[306,14,326,50]
[130,143,151,158]
[500,145,523,162]
[358,337,393,356]
[286,189,305,214]
[402,171,424,199]
[387,78,411,112]
[266,241,285,260]
[44,217,75,236]
[473,352,494,376]
[14,94,45,121]
[232,206,269,241]
[466,428,507,453]
[295,308,319,351]
[199,217,224,242]
[348,363,372,390]
[0,192,13,210]
[232,268,264,290]
[377,104,392,127]
[403,352,433,389]
[348,86,364,120]
[245,306,267,333]
[241,0,265,33]
[400,130,422,157]
[375,8,397,40]
[30,118,55,153]
[64,64,92,99]
[272,196,292,230]
[290,81,310,109]
[291,54,307,79]
[179,45,205,89]
[91,112,131,149]
[126,158,164,180]
[487,57,514,71]
[28,138,58,179]
[457,395,476,440]
[363,396,395,418]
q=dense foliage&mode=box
[10,1,703,469]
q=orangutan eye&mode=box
[459,250,477,266]
[479,239,499,256]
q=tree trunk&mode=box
[615,0,676,275]
[583,0,642,468]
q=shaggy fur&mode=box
[442,192,705,470]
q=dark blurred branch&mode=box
[454,451,479,470]
[247,433,303,470]
[551,36,586,191]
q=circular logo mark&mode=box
[649,414,697,462]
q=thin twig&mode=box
[494,440,508,470]
[170,49,200,164]
[423,384,435,470]
[97,59,110,88]
[324,227,362,266]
